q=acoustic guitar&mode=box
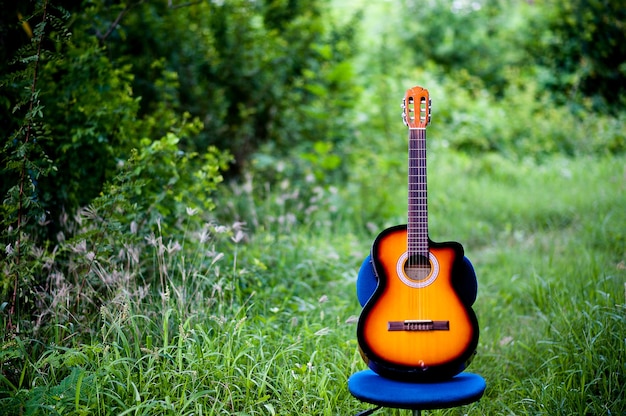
[356,86,479,381]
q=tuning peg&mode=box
[428,99,432,124]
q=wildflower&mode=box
[232,221,246,231]
[123,244,140,265]
[50,281,70,309]
[499,336,514,346]
[210,252,224,266]
[145,233,158,247]
[160,287,170,303]
[231,230,245,243]
[136,285,150,301]
[243,174,253,193]
[197,227,210,244]
[325,250,340,262]
[234,316,247,332]
[212,224,229,234]
[314,327,331,336]
[59,209,68,228]
[186,207,199,216]
[71,240,87,253]
[210,314,227,325]
[37,213,50,226]
[166,240,182,254]
[79,205,99,221]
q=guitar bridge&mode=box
[388,320,449,331]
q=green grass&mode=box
[467,156,625,415]
[2,152,624,415]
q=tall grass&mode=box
[2,148,623,415]
[453,155,625,415]
[0,175,365,415]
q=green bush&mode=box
[400,0,532,96]
[399,0,626,110]
[0,1,230,333]
[535,0,626,110]
[431,79,626,158]
[100,0,360,173]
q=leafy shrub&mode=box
[0,1,232,332]
[99,0,360,174]
[535,0,626,110]
[400,0,626,110]
[400,0,533,96]
[431,78,626,158]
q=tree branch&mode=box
[8,0,48,333]
[96,0,145,43]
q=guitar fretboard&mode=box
[407,128,428,257]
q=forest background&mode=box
[1,0,624,414]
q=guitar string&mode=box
[408,95,428,330]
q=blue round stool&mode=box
[348,369,486,415]
[351,256,486,415]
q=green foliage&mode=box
[536,0,626,109]
[35,37,139,227]
[1,0,61,328]
[129,133,231,224]
[1,0,360,248]
[1,1,232,333]
[401,0,527,95]
[99,0,360,173]
[2,153,624,415]
[431,78,626,158]
[1,0,626,415]
[400,0,626,110]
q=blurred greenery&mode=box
[0,0,624,414]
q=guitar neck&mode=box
[407,128,429,256]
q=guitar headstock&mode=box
[402,86,431,129]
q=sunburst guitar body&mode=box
[356,86,479,381]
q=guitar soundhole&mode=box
[404,254,432,281]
